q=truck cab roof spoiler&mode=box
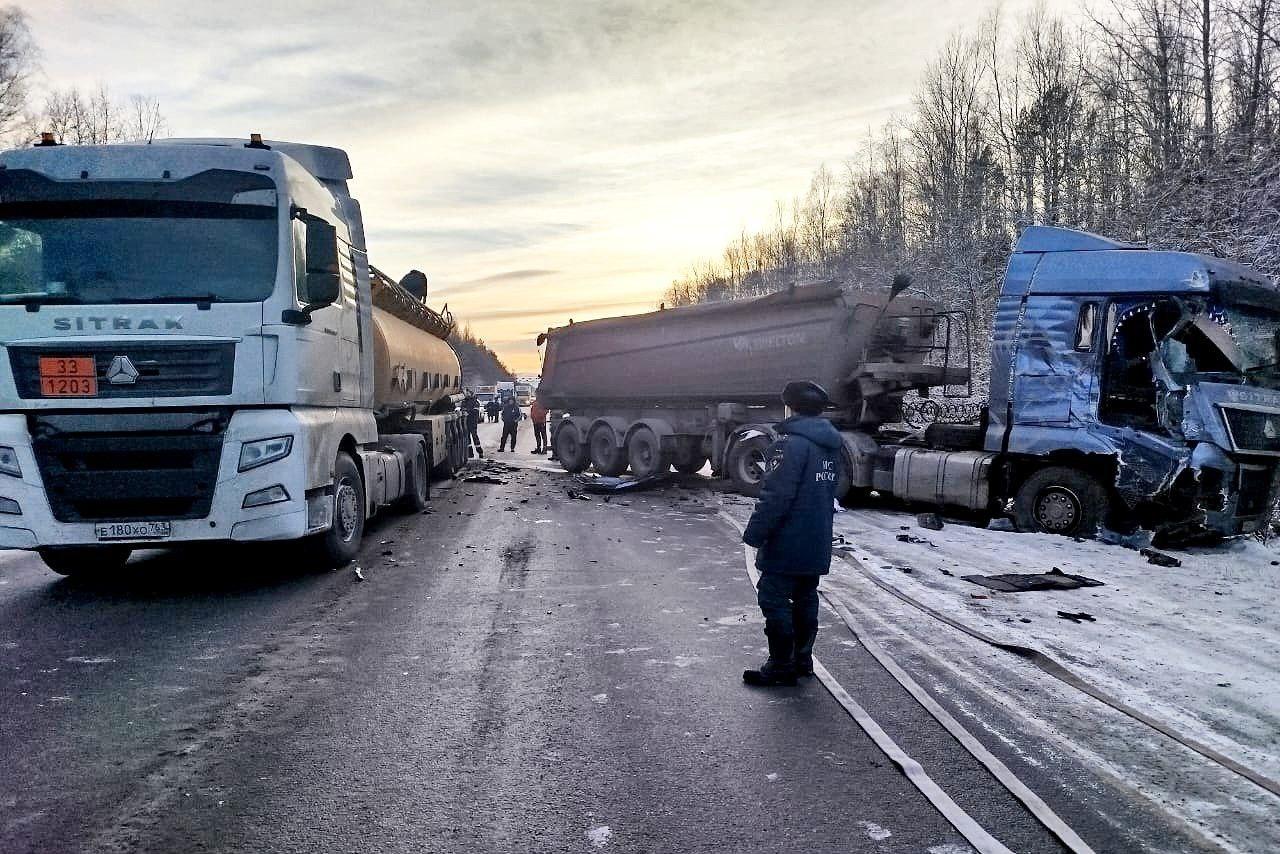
[1015,226,1143,253]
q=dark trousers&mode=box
[532,422,547,451]
[466,421,482,455]
[756,572,820,640]
[500,423,518,451]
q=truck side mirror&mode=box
[283,215,342,325]
[305,270,341,306]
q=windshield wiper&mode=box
[0,293,82,306]
[112,294,223,305]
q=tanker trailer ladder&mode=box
[718,511,1085,854]
[829,539,1280,803]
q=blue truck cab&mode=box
[986,226,1280,538]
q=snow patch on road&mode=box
[858,821,892,841]
[591,693,609,705]
[586,825,612,847]
[65,656,114,665]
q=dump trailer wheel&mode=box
[310,452,366,567]
[1012,466,1109,538]
[38,545,132,577]
[726,435,771,497]
[627,427,670,479]
[554,422,590,473]
[588,425,628,476]
[399,445,430,512]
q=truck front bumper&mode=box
[0,410,311,549]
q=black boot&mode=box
[793,621,818,677]
[743,631,797,687]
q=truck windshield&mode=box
[1157,301,1280,388]
[1220,303,1280,373]
[0,200,277,305]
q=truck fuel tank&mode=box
[890,447,997,512]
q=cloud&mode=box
[17,0,1076,375]
[460,298,652,322]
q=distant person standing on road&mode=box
[461,388,484,459]
[741,381,841,687]
[498,395,523,452]
[530,398,549,454]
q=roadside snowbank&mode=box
[824,508,1280,782]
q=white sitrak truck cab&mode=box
[0,135,467,574]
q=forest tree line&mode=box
[0,7,168,145]
[663,0,1280,353]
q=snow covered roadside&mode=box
[820,508,1280,786]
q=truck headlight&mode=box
[0,446,20,478]
[243,484,290,508]
[238,436,293,471]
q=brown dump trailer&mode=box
[538,280,967,494]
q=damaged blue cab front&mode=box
[987,227,1280,537]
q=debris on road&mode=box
[895,533,934,546]
[354,567,366,582]
[577,473,672,494]
[1140,548,1182,568]
[916,512,944,531]
[1057,610,1096,623]
[460,474,508,485]
[962,568,1104,593]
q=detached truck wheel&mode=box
[554,422,590,473]
[38,545,132,577]
[726,435,771,497]
[311,452,366,567]
[1013,466,1109,538]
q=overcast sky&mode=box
[20,0,1063,373]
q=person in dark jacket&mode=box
[498,396,523,452]
[485,399,501,422]
[741,380,841,687]
[461,389,484,458]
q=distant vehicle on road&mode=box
[475,385,496,403]
[515,382,533,406]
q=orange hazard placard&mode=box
[38,356,97,397]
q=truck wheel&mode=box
[588,425,628,476]
[1013,466,1109,538]
[554,423,590,473]
[399,445,430,513]
[38,545,132,577]
[627,427,669,479]
[726,435,771,497]
[312,452,366,567]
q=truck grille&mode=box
[10,342,235,399]
[1221,407,1280,455]
[30,411,228,522]
[1237,463,1276,517]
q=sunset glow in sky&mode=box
[21,0,1065,373]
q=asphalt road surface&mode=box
[0,417,1216,853]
